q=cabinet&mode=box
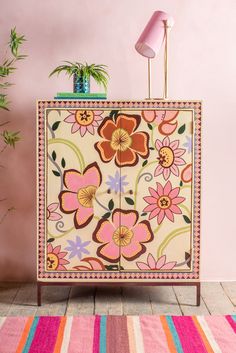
[37,100,201,304]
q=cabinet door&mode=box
[46,108,120,274]
[119,109,194,275]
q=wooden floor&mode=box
[0,282,236,316]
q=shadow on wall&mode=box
[0,105,37,281]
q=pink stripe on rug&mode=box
[140,315,169,353]
[0,317,28,353]
[68,316,95,353]
[172,316,208,353]
[28,316,61,353]
[205,316,236,353]
[106,316,130,353]
[226,315,236,333]
[93,315,101,353]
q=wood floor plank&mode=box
[201,282,236,314]
[173,285,209,315]
[221,282,236,306]
[149,287,182,315]
[66,286,95,315]
[36,286,70,316]
[122,287,152,315]
[7,283,37,316]
[0,283,20,316]
[95,286,122,315]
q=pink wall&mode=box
[0,0,235,281]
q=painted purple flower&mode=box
[65,236,90,259]
[106,170,129,193]
[183,136,192,154]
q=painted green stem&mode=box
[179,204,191,218]
[48,226,75,239]
[157,226,190,258]
[153,222,163,235]
[134,160,158,210]
[48,138,85,172]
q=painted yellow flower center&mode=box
[77,185,96,208]
[47,253,59,270]
[113,226,133,246]
[75,110,94,126]
[157,196,171,209]
[110,128,132,152]
[159,147,174,168]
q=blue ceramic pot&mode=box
[73,73,90,93]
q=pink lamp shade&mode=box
[135,11,174,58]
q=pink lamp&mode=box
[135,11,174,99]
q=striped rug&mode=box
[0,315,236,352]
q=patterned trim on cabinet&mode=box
[37,100,201,281]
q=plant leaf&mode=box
[178,124,186,134]
[142,160,148,167]
[147,123,153,130]
[102,212,111,219]
[179,180,183,187]
[125,197,134,205]
[47,238,55,243]
[108,199,114,211]
[61,158,66,168]
[52,170,60,177]
[141,212,147,216]
[52,121,60,131]
[183,215,191,224]
[52,150,56,161]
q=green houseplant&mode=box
[0,27,26,223]
[49,62,109,93]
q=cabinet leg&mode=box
[37,282,42,306]
[196,283,201,306]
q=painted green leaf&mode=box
[185,252,191,268]
[61,158,66,168]
[179,180,183,187]
[147,123,153,130]
[47,238,55,243]
[52,150,56,161]
[142,160,148,167]
[102,212,111,219]
[125,197,134,205]
[149,147,155,150]
[141,212,147,216]
[109,110,119,119]
[52,121,61,131]
[108,199,114,211]
[183,215,191,224]
[178,124,186,134]
[52,170,60,177]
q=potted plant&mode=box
[49,62,109,93]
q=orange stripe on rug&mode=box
[53,316,67,353]
[15,316,34,353]
[160,316,178,353]
[127,316,137,353]
[192,316,215,353]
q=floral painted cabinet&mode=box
[37,101,201,282]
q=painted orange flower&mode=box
[95,114,149,167]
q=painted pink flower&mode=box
[47,244,69,271]
[64,110,103,136]
[59,162,102,229]
[143,181,185,224]
[155,137,186,180]
[136,254,176,270]
[73,257,105,271]
[93,209,154,263]
[47,203,62,221]
[141,110,179,136]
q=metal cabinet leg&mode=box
[37,282,42,306]
[196,282,201,306]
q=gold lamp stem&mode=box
[148,57,151,99]
[163,20,170,100]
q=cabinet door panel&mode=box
[46,108,120,273]
[119,109,194,273]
